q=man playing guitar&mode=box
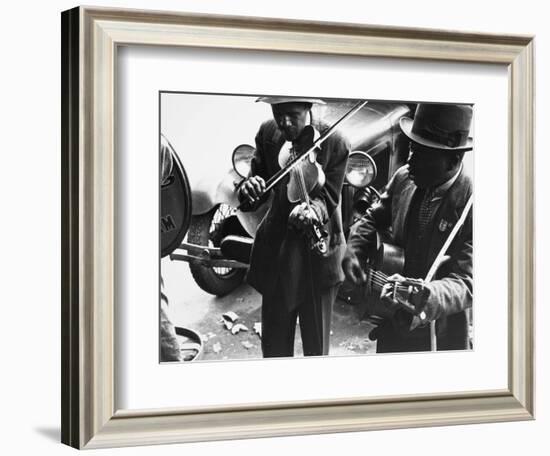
[343,103,474,353]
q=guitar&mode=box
[361,234,448,320]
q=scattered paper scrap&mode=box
[222,311,239,323]
[253,322,262,338]
[212,342,222,354]
[202,332,217,342]
[241,340,254,349]
[231,323,249,335]
[223,320,234,331]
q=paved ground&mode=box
[162,257,377,362]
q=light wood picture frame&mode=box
[61,6,535,449]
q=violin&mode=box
[238,100,367,212]
[286,125,329,255]
[237,100,369,254]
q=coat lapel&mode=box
[393,179,416,246]
[426,168,471,266]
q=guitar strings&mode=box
[369,269,415,292]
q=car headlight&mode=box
[232,144,255,178]
[345,151,377,188]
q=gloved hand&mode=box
[288,202,318,232]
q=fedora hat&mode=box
[399,103,473,151]
[256,96,326,105]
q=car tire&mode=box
[187,205,246,297]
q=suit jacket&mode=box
[240,119,350,303]
[346,165,473,351]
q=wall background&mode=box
[0,0,546,454]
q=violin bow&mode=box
[237,100,368,210]
[424,193,474,351]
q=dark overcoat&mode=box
[346,165,473,351]
[241,119,350,304]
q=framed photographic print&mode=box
[61,6,534,449]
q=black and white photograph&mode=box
[2,0,543,452]
[159,92,474,362]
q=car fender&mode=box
[191,167,241,214]
[191,168,268,237]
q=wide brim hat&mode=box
[399,103,473,152]
[256,96,326,105]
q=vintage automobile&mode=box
[168,100,414,297]
[160,134,208,361]
[160,134,192,257]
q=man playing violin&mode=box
[343,103,473,353]
[238,97,350,357]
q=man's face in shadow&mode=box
[271,102,311,142]
[407,142,460,189]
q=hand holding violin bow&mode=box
[239,175,266,206]
[237,100,368,213]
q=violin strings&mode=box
[290,147,316,251]
[292,147,312,209]
[297,152,310,207]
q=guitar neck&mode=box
[365,266,388,292]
